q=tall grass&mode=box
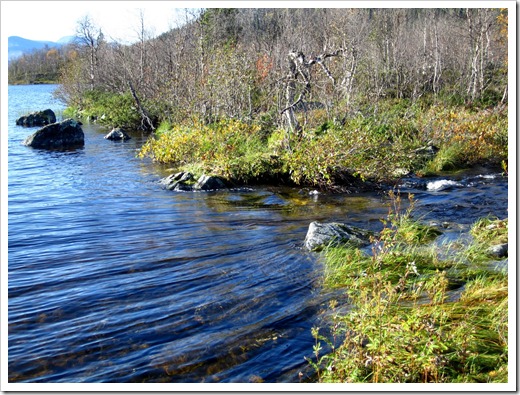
[309,193,508,383]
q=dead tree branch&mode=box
[128,80,155,131]
[280,49,344,144]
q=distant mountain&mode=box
[8,36,73,60]
[56,36,76,45]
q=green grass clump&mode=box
[470,217,508,246]
[309,194,508,383]
[139,119,283,183]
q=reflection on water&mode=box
[8,85,508,383]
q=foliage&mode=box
[139,119,283,183]
[139,95,508,189]
[36,8,507,129]
[310,194,508,383]
[418,105,508,174]
[66,90,142,129]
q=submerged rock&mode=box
[16,109,56,127]
[304,221,373,251]
[104,127,131,141]
[23,118,84,149]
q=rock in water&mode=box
[160,172,195,191]
[104,127,131,141]
[23,118,84,149]
[16,109,56,127]
[304,221,372,251]
[194,175,226,191]
[160,173,226,192]
[487,243,508,258]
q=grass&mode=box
[308,193,508,383]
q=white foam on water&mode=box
[477,174,498,179]
[426,179,463,192]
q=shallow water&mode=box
[7,85,508,383]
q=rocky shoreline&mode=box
[17,109,508,259]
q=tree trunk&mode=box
[280,49,343,147]
[128,80,155,131]
[283,51,302,136]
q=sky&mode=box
[1,1,195,43]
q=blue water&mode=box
[7,84,508,383]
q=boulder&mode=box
[160,173,226,192]
[304,221,373,251]
[160,172,194,191]
[16,109,56,127]
[194,175,226,191]
[23,118,84,149]
[104,127,131,141]
[487,243,508,258]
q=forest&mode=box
[9,8,509,186]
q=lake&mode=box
[6,84,508,384]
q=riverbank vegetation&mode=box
[138,100,507,187]
[9,8,508,188]
[308,192,508,383]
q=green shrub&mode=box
[74,90,142,128]
[138,98,508,187]
[139,119,283,183]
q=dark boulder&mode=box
[23,118,84,149]
[104,127,131,141]
[304,221,373,251]
[16,109,56,127]
[160,173,227,192]
[194,175,227,191]
[160,172,195,191]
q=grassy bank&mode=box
[308,192,508,383]
[137,98,507,189]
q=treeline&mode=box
[8,45,72,84]
[43,8,507,131]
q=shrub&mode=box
[419,105,508,173]
[73,90,142,128]
[139,119,283,183]
[139,98,508,188]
